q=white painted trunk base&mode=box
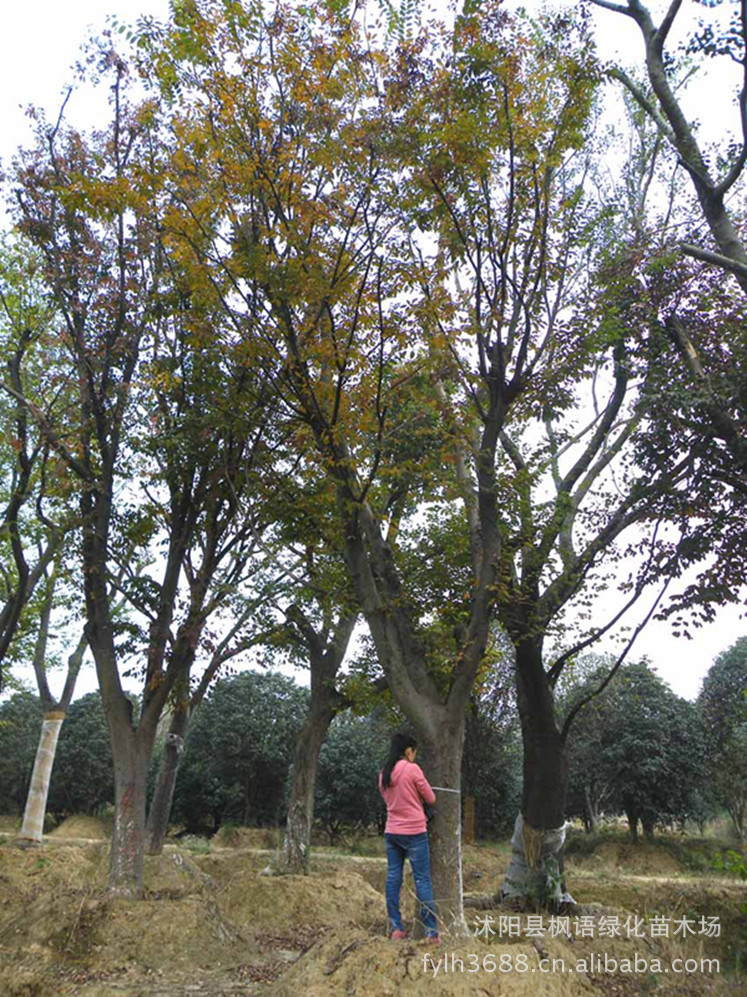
[499,813,574,907]
[18,712,65,844]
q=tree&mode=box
[9,52,172,893]
[698,638,747,841]
[710,723,747,843]
[314,712,392,844]
[700,637,747,746]
[173,671,308,832]
[144,575,284,855]
[0,691,43,814]
[10,43,286,894]
[255,472,360,874]
[559,657,615,833]
[391,3,701,906]
[563,661,706,841]
[134,0,482,930]
[271,600,357,873]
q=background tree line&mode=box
[2,636,744,845]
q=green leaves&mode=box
[563,660,707,832]
[174,671,309,829]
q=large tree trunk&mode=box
[500,637,571,908]
[415,718,467,938]
[145,703,190,855]
[273,701,335,875]
[109,723,153,897]
[18,711,65,846]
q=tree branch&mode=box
[655,0,683,53]
[589,0,633,14]
[607,68,676,144]
[680,242,747,280]
[0,380,92,483]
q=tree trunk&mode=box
[734,811,745,845]
[243,776,252,826]
[17,711,66,845]
[145,703,190,855]
[269,608,355,875]
[273,701,335,875]
[20,601,87,847]
[109,725,152,897]
[416,719,467,938]
[584,785,600,833]
[626,808,639,844]
[500,637,570,908]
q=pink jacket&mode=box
[379,758,436,834]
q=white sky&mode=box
[0,2,170,171]
[1,0,745,703]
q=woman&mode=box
[379,731,439,942]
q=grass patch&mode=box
[564,826,623,857]
[345,834,386,857]
[180,834,211,855]
[667,837,743,873]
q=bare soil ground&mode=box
[0,821,743,997]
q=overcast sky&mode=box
[1,0,744,702]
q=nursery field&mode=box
[0,818,744,997]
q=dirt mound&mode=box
[50,816,110,840]
[0,838,738,997]
[269,927,597,997]
[583,842,685,876]
[219,866,384,933]
[143,852,385,933]
[0,891,258,997]
[212,825,280,849]
[0,841,105,899]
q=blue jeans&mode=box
[384,831,438,937]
